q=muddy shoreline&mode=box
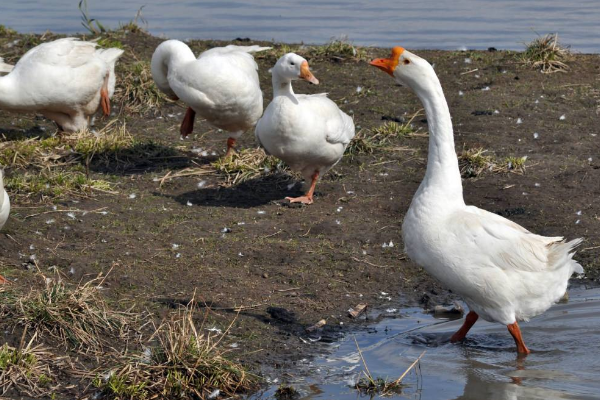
[0,27,599,399]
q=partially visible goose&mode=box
[0,169,10,284]
[0,38,123,131]
[0,57,13,75]
[370,47,583,354]
[151,41,271,156]
[255,53,355,204]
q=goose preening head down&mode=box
[151,41,271,157]
[370,47,583,354]
[255,53,355,204]
[0,38,123,132]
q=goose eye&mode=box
[290,61,295,66]
[403,59,411,65]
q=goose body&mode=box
[370,47,583,353]
[0,170,10,284]
[0,38,123,132]
[255,53,355,204]
[151,40,270,155]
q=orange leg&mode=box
[286,171,319,205]
[0,275,9,284]
[450,311,479,343]
[100,73,110,117]
[225,137,236,158]
[507,321,530,355]
[180,107,196,138]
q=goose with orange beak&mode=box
[370,46,583,354]
[255,53,355,204]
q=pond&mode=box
[252,285,600,399]
[1,0,600,52]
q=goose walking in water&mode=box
[255,53,355,204]
[0,38,123,132]
[370,46,583,354]
[151,41,270,157]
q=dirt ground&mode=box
[0,28,599,398]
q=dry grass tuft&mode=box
[346,111,425,156]
[522,33,571,73]
[458,147,494,178]
[353,337,425,396]
[309,36,368,61]
[11,273,133,353]
[212,148,287,186]
[94,303,257,400]
[458,147,528,177]
[0,333,58,397]
[114,60,167,114]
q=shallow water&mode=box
[252,286,600,400]
[1,0,600,52]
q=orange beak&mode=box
[369,46,405,77]
[300,61,319,85]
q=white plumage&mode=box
[370,46,583,354]
[255,53,355,204]
[151,40,270,155]
[0,38,123,131]
[0,169,10,284]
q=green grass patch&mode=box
[6,169,113,201]
[0,336,56,397]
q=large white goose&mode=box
[370,47,583,354]
[255,53,355,204]
[0,38,123,132]
[151,41,270,156]
[0,169,10,284]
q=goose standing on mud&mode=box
[0,169,10,284]
[370,47,583,354]
[255,53,355,204]
[0,38,123,132]
[151,41,270,157]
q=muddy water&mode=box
[253,286,600,399]
[1,0,600,52]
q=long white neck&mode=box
[411,69,464,206]
[271,73,297,102]
[151,40,196,97]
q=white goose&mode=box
[255,53,355,204]
[370,47,583,354]
[0,38,123,132]
[0,57,13,75]
[0,169,10,284]
[151,41,270,156]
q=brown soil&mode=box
[0,29,599,399]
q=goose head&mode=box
[370,46,435,92]
[271,53,319,85]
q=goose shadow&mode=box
[0,125,55,141]
[86,143,217,176]
[165,174,302,208]
[155,297,342,342]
